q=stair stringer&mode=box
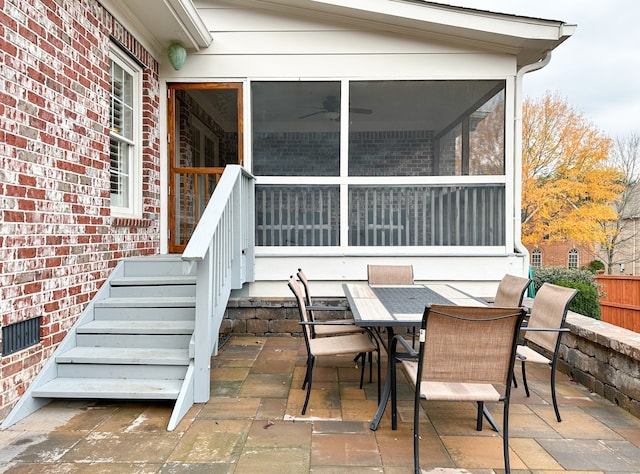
[167,361,195,431]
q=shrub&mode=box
[531,267,601,319]
[585,260,605,274]
[554,279,601,320]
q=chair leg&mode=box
[302,356,312,390]
[550,361,562,422]
[368,352,373,382]
[359,355,366,389]
[521,361,530,397]
[301,356,315,415]
[413,385,421,474]
[502,400,511,474]
[476,402,484,431]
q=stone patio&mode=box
[1,335,640,473]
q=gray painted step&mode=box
[110,276,196,286]
[93,305,195,321]
[78,320,194,334]
[121,256,193,278]
[57,363,187,379]
[57,347,189,365]
[95,296,195,308]
[76,334,191,348]
[32,378,182,399]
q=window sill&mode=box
[112,217,153,228]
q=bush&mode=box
[531,267,601,319]
[585,260,605,274]
[554,279,601,320]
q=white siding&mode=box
[165,2,517,80]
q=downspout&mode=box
[513,51,552,273]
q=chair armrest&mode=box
[306,304,350,311]
[391,334,418,358]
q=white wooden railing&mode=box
[181,165,255,406]
[255,184,505,247]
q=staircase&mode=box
[1,255,200,431]
[2,166,256,432]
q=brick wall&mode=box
[0,0,161,419]
[253,130,435,176]
[525,241,595,268]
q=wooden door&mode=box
[168,83,243,253]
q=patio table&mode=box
[342,282,488,430]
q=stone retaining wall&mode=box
[561,311,640,418]
[223,296,640,419]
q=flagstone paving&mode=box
[1,335,640,473]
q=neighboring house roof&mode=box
[102,0,574,67]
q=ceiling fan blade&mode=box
[350,107,373,115]
[298,110,325,119]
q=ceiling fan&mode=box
[298,95,373,119]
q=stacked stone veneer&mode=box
[561,311,640,418]
[223,297,350,336]
[223,296,640,419]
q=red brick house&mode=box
[525,241,595,270]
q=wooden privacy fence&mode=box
[595,275,640,332]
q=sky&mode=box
[440,1,640,139]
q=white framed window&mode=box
[531,248,542,267]
[568,248,579,269]
[109,45,142,217]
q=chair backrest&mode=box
[494,274,531,307]
[367,264,414,285]
[296,268,312,306]
[525,283,578,352]
[287,276,313,343]
[418,305,525,385]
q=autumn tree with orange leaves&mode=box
[521,93,624,248]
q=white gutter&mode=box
[513,51,553,268]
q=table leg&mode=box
[370,327,395,431]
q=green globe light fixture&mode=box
[167,42,187,70]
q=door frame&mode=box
[167,82,244,253]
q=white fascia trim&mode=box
[164,0,213,49]
[309,0,573,40]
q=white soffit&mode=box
[100,0,212,57]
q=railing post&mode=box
[193,250,213,402]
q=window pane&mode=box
[252,82,340,176]
[349,81,505,176]
[110,61,134,140]
[469,89,505,174]
[110,136,130,208]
